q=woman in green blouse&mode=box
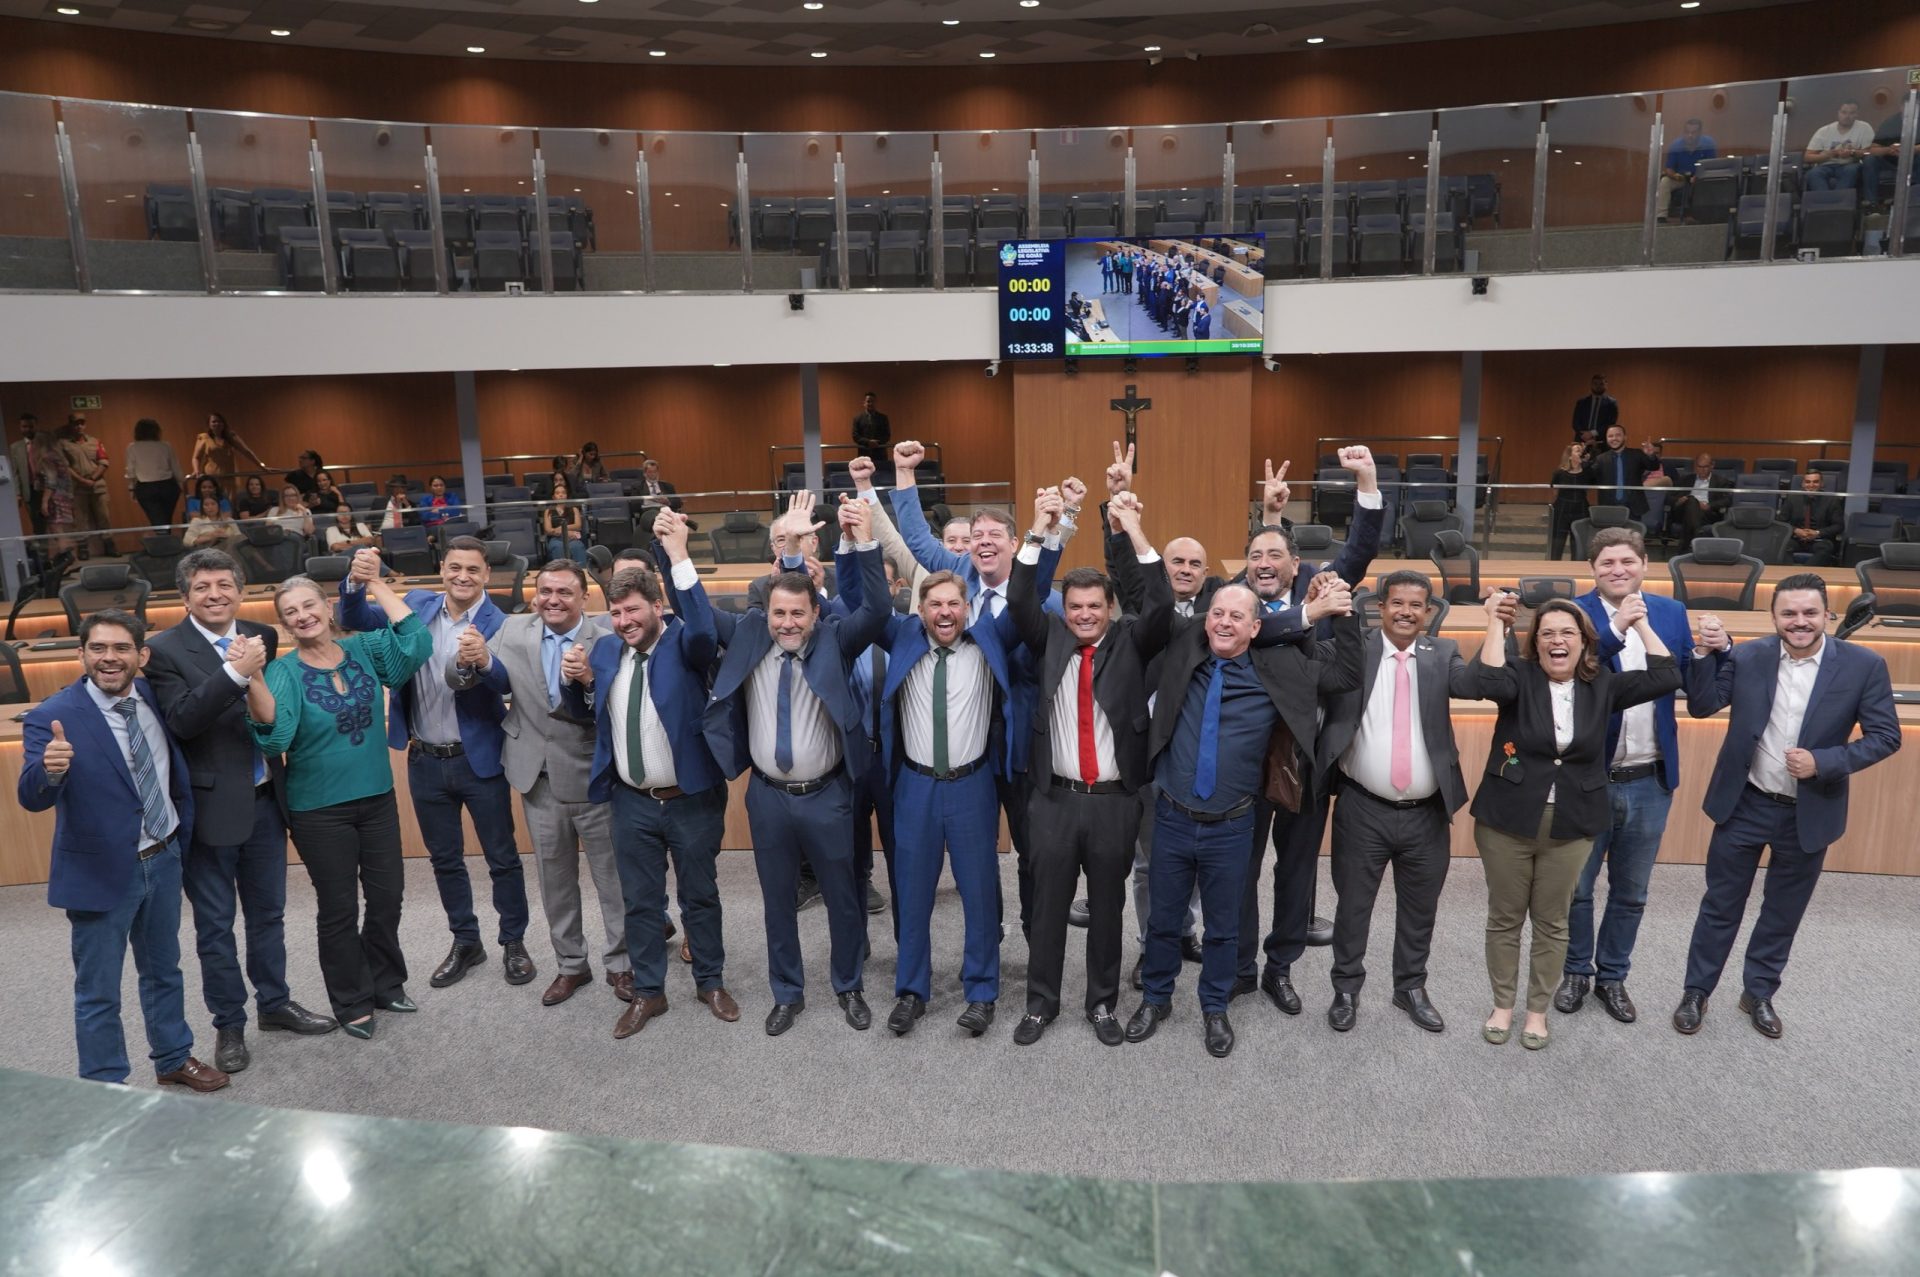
[247,550,432,1038]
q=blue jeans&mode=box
[1804,160,1863,194]
[610,783,727,1000]
[182,787,291,1030]
[1143,797,1252,1014]
[1565,774,1673,983]
[408,748,528,947]
[67,838,193,1082]
[546,537,588,566]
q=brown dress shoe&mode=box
[613,994,668,1039]
[156,1057,230,1093]
[698,987,741,1022]
[680,939,692,965]
[541,971,593,1007]
[606,970,636,1003]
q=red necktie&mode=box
[1077,645,1100,784]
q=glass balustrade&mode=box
[0,92,71,290]
[841,131,935,289]
[1228,116,1328,282]
[641,131,742,292]
[430,122,538,292]
[934,129,1029,288]
[1435,101,1538,274]
[310,118,433,293]
[1330,110,1434,278]
[536,128,639,292]
[59,99,199,291]
[1651,78,1781,266]
[1540,92,1659,270]
[741,132,839,291]
[194,109,323,293]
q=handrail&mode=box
[1657,438,1920,460]
[1312,434,1505,479]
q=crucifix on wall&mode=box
[1109,384,1152,469]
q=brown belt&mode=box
[619,781,685,801]
[137,841,169,861]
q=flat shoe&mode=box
[1481,1023,1510,1045]
[1521,1028,1550,1051]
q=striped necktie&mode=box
[213,635,269,785]
[113,698,172,844]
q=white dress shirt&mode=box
[747,641,841,782]
[902,636,991,770]
[1749,639,1825,797]
[609,633,677,790]
[1545,677,1576,804]
[83,678,179,844]
[1048,632,1118,783]
[1602,598,1659,769]
[190,616,252,689]
[1340,632,1437,801]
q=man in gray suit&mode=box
[1319,570,1474,1035]
[478,559,632,1007]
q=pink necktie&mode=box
[1390,649,1413,793]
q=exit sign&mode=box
[1909,68,1920,86]
[69,395,101,411]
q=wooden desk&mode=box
[1080,297,1121,342]
[1221,298,1264,340]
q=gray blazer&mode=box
[1318,630,1473,817]
[493,611,612,803]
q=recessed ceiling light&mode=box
[1680,1,1700,7]
[649,49,666,56]
[1144,45,1160,51]
[467,45,485,53]
[1305,36,1325,44]
[186,19,229,29]
[56,6,79,13]
[1019,0,1039,7]
[979,50,995,57]
[269,28,291,36]
[803,1,823,8]
[810,50,827,57]
[544,47,579,56]
[942,18,959,25]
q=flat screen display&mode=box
[997,233,1266,360]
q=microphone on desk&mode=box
[1836,592,1878,641]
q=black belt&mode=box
[1160,793,1254,824]
[1747,782,1797,806]
[904,756,988,782]
[409,738,464,759]
[1347,784,1437,811]
[753,763,844,796]
[1608,762,1660,784]
[137,840,169,861]
[619,780,686,801]
[1050,774,1130,796]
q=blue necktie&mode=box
[775,652,796,775]
[214,635,268,785]
[1192,658,1224,801]
[113,698,172,844]
[543,630,564,707]
[1613,455,1625,504]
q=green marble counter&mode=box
[1,1067,1912,1275]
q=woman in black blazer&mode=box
[1547,442,1592,560]
[1462,592,1678,1050]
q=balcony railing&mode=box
[0,66,1912,298]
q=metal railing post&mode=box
[1759,104,1786,263]
[532,148,556,292]
[1123,144,1137,236]
[54,120,91,293]
[833,149,850,289]
[736,147,753,292]
[1319,137,1335,280]
[186,129,219,293]
[1528,120,1549,271]
[424,146,450,294]
[308,138,339,294]
[636,148,655,291]
[1641,111,1664,265]
[930,151,945,289]
[1422,129,1441,275]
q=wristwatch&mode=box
[1023,532,1047,546]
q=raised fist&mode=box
[892,441,926,472]
[847,455,877,487]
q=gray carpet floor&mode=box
[2,849,1915,1184]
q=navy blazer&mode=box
[1580,589,1694,792]
[565,570,725,802]
[339,585,510,779]
[18,677,196,912]
[702,545,891,779]
[143,617,286,847]
[1686,635,1901,850]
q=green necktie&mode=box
[624,647,647,784]
[931,647,950,775]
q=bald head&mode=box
[1163,537,1209,601]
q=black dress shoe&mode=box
[257,1001,337,1035]
[1553,973,1591,1015]
[1737,993,1783,1039]
[1180,935,1204,964]
[429,942,487,989]
[1087,1005,1124,1047]
[765,1001,804,1036]
[501,941,536,986]
[1129,954,1144,991]
[957,1002,996,1036]
[838,991,872,1031]
[1068,897,1090,929]
[1228,974,1258,1001]
[887,995,926,1036]
[1327,992,1357,1032]
[374,992,418,1013]
[1392,987,1446,1033]
[1595,980,1638,1024]
[864,885,886,915]
[1125,1001,1170,1043]
[795,878,822,911]
[1260,969,1302,1015]
[1204,1011,1235,1057]
[214,1026,250,1073]
[1672,990,1708,1035]
[1012,1013,1050,1046]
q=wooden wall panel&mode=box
[1252,352,1463,483]
[1011,362,1251,575]
[1,4,1914,135]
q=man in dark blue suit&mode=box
[145,549,333,1075]
[342,535,533,991]
[1673,576,1901,1039]
[1236,445,1384,1015]
[18,609,228,1092]
[566,510,737,1039]
[703,498,893,1034]
[1556,527,1695,1024]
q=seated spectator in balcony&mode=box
[569,441,608,490]
[192,412,265,483]
[1584,425,1667,522]
[124,418,185,531]
[419,476,463,532]
[267,485,315,541]
[233,474,275,521]
[324,505,378,554]
[639,458,682,512]
[1778,470,1843,566]
[187,475,231,520]
[1548,442,1592,561]
[1867,110,1913,209]
[1803,101,1876,194]
[541,478,589,566]
[1664,453,1735,549]
[183,494,241,551]
[308,470,343,516]
[1571,374,1618,443]
[1657,118,1718,223]
[546,456,571,499]
[380,478,415,531]
[284,451,324,499]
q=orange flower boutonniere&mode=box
[1500,741,1518,773]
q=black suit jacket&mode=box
[1778,491,1844,542]
[1009,543,1173,794]
[1319,632,1472,816]
[1584,448,1663,519]
[1571,393,1618,438]
[1673,472,1735,517]
[1458,655,1680,841]
[144,618,286,846]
